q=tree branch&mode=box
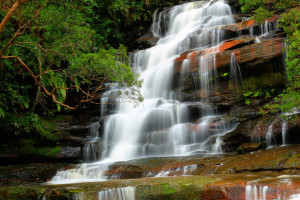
[0,0,30,34]
[0,0,48,56]
[0,56,109,110]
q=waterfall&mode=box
[98,187,136,200]
[230,52,243,92]
[101,0,235,161]
[83,122,100,162]
[50,0,237,183]
[255,19,278,42]
[265,124,273,147]
[282,121,288,145]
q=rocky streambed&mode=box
[1,145,300,199]
[1,174,300,200]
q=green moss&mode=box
[161,183,178,195]
[243,73,284,91]
[19,142,60,157]
[285,154,300,168]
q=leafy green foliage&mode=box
[239,0,300,115]
[271,8,300,115]
[0,0,143,116]
[252,7,273,23]
[239,0,298,23]
[239,0,265,13]
[243,89,276,105]
[0,112,59,140]
[0,0,150,153]
[89,0,150,48]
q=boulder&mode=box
[236,142,267,154]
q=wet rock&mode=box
[58,136,85,147]
[203,182,246,200]
[57,114,93,137]
[54,147,81,159]
[174,37,284,79]
[105,164,144,179]
[236,142,267,154]
[174,37,253,64]
[135,31,159,49]
[221,125,250,152]
[185,102,214,122]
[0,163,71,185]
[98,117,107,138]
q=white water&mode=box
[282,121,288,145]
[50,0,237,184]
[265,124,274,147]
[83,122,100,162]
[98,187,136,200]
[154,164,198,177]
[230,52,243,92]
[253,19,278,43]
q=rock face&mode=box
[0,114,99,165]
[173,36,285,103]
[221,112,300,152]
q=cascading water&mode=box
[282,121,288,146]
[97,187,136,200]
[153,164,198,177]
[265,124,274,147]
[230,52,243,92]
[83,122,100,162]
[50,0,238,183]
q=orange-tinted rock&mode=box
[174,37,252,73]
[174,37,283,76]
[203,181,247,200]
[221,16,279,32]
[215,38,283,70]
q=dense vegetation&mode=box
[238,0,300,115]
[0,0,180,153]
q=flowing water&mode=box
[97,187,136,200]
[51,0,243,184]
[245,176,300,200]
[265,124,274,147]
[281,121,288,146]
[230,52,243,92]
